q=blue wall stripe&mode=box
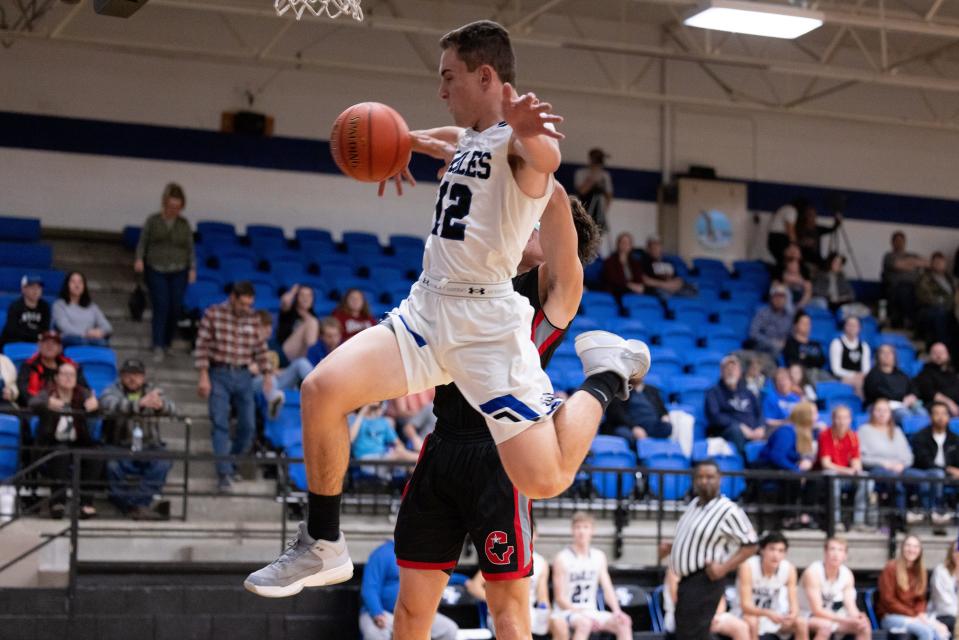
[2,110,956,227]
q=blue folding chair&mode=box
[286,443,308,491]
[744,440,765,466]
[672,375,712,407]
[295,228,334,246]
[637,438,685,462]
[0,242,52,269]
[591,435,631,455]
[815,380,857,400]
[659,322,697,353]
[645,455,691,500]
[581,291,619,316]
[389,234,425,254]
[590,450,637,499]
[3,342,37,368]
[65,346,118,381]
[247,224,285,240]
[649,347,683,377]
[900,414,931,436]
[0,216,41,243]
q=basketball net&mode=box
[274,0,363,21]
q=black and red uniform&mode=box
[394,266,568,579]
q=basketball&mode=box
[329,102,412,183]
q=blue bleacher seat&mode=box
[295,228,334,245]
[590,450,637,499]
[0,242,52,269]
[900,413,931,436]
[726,288,762,307]
[299,238,338,259]
[659,323,697,352]
[319,263,355,284]
[604,318,647,341]
[0,216,41,243]
[744,440,765,466]
[684,349,724,378]
[622,293,661,312]
[570,316,600,334]
[645,455,691,500]
[671,375,712,407]
[121,226,141,251]
[4,342,36,369]
[286,444,308,491]
[663,254,689,278]
[692,257,729,277]
[219,256,257,274]
[246,224,285,240]
[822,394,863,415]
[197,221,237,239]
[65,346,117,378]
[266,406,304,451]
[637,438,684,462]
[591,435,631,455]
[649,347,682,377]
[184,281,223,311]
[582,291,619,314]
[389,234,425,253]
[366,266,407,286]
[815,380,857,399]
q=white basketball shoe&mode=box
[574,330,652,401]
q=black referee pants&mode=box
[675,569,726,640]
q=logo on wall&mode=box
[695,209,733,250]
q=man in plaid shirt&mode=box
[195,281,274,492]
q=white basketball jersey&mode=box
[556,547,604,611]
[422,123,552,283]
[740,556,791,615]
[799,560,853,616]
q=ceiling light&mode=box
[684,0,824,39]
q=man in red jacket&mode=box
[16,330,88,406]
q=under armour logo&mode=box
[468,287,486,295]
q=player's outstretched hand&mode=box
[377,167,416,197]
[502,83,564,140]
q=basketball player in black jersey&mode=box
[391,183,601,639]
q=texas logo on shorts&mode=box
[484,531,515,565]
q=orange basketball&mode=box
[329,102,412,183]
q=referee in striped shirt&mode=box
[660,459,758,639]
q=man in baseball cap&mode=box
[747,285,792,356]
[0,274,49,347]
[18,330,89,406]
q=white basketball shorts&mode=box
[386,274,560,444]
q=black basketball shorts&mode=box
[394,432,535,580]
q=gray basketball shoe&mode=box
[244,522,354,598]
[574,330,652,401]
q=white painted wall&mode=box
[2,38,959,280]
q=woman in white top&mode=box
[829,316,871,399]
[800,537,871,640]
[663,567,748,640]
[929,543,959,632]
[51,271,113,346]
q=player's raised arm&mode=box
[378,128,461,196]
[538,183,594,329]
[503,83,563,175]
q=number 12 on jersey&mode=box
[432,181,473,241]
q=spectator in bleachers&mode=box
[30,362,100,519]
[882,231,926,329]
[662,567,749,639]
[0,353,17,408]
[194,281,273,493]
[350,402,419,480]
[250,310,314,419]
[705,355,763,454]
[574,147,613,235]
[915,342,959,417]
[788,364,819,403]
[876,535,950,640]
[757,401,818,529]
[917,252,958,345]
[400,402,437,452]
[766,200,799,267]
[783,311,829,382]
[641,234,695,299]
[829,316,870,399]
[17,330,88,407]
[812,252,861,316]
[0,274,50,347]
[386,388,435,433]
[818,405,872,531]
[52,271,112,346]
[277,284,320,363]
[307,316,343,365]
[134,182,195,362]
[600,232,644,299]
[800,537,871,640]
[864,344,927,423]
[929,544,959,633]
[748,285,793,356]
[359,537,458,640]
[604,374,671,445]
[857,398,914,521]
[100,358,174,520]
[773,244,812,310]
[763,368,803,433]
[743,357,766,400]
[795,204,841,271]
[332,288,375,343]
[908,402,957,527]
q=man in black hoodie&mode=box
[0,274,50,346]
[914,342,959,417]
[705,355,763,454]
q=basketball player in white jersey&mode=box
[245,20,649,599]
[552,512,632,640]
[800,537,871,640]
[737,531,809,640]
